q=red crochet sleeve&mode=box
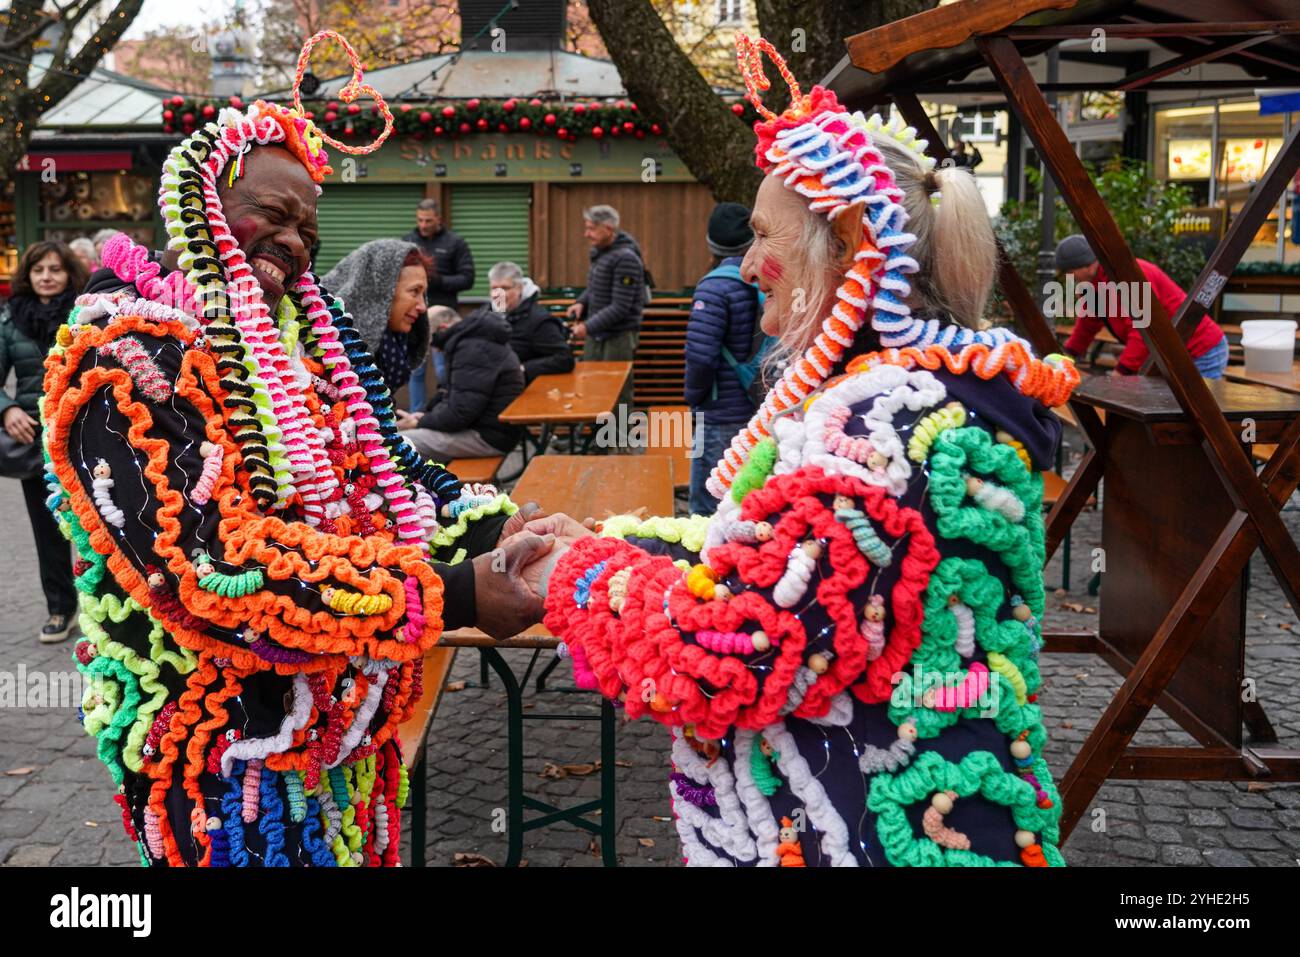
[543,465,939,740]
[44,316,442,669]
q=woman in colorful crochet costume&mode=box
[41,33,544,867]
[534,36,1081,866]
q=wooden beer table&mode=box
[498,361,633,463]
[1223,361,1300,396]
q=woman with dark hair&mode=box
[321,239,433,396]
[0,241,88,643]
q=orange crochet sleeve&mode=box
[44,316,443,668]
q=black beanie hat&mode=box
[707,202,754,258]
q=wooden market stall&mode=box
[831,0,1300,840]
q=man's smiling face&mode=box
[217,146,319,314]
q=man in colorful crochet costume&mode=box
[529,37,1081,866]
[42,33,546,867]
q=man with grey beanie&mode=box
[1054,233,1227,377]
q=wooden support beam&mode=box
[845,0,1077,75]
[1116,36,1273,91]
[979,34,1300,620]
[1005,20,1300,40]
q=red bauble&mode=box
[591,125,604,138]
[162,109,174,121]
[616,99,626,109]
[304,111,314,120]
[442,106,456,118]
[519,116,532,130]
[622,121,634,131]
[201,104,215,118]
[467,98,480,110]
[459,122,471,133]
[544,113,557,126]
[529,98,542,107]
[635,130,645,139]
[629,102,638,112]
[477,118,489,130]
[344,125,354,136]
[324,110,338,122]
[574,103,586,114]
[163,124,173,133]
[400,103,412,113]
[419,110,432,123]
[498,122,509,132]
[556,127,568,138]
[651,123,662,134]
[503,99,516,112]
[182,112,195,124]
[327,100,339,111]
[171,95,184,107]
[731,102,745,115]
[229,96,243,109]
[347,103,361,115]
[434,126,444,135]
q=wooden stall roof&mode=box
[825,0,1300,107]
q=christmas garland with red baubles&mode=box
[160,95,760,141]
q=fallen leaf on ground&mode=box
[540,761,599,779]
[1246,781,1273,792]
[445,680,466,693]
[452,852,496,867]
[84,821,98,827]
[638,838,655,848]
[1075,672,1090,680]
[588,838,600,856]
[1054,588,1068,597]
[1061,721,1074,729]
[615,760,632,768]
[1279,622,1295,632]
[652,816,672,822]
[4,767,34,776]
[1061,601,1087,613]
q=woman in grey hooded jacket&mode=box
[322,238,433,395]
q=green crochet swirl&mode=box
[926,427,1046,618]
[600,514,710,555]
[868,750,1064,867]
[730,438,777,504]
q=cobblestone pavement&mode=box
[2,430,1298,867]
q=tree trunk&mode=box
[755,0,939,94]
[587,0,762,205]
[0,0,145,189]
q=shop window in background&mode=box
[38,169,155,247]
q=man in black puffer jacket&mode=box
[396,305,524,461]
[487,260,573,383]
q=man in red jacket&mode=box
[1054,234,1228,377]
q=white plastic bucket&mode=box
[1241,319,1297,374]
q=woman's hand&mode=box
[2,406,37,444]
[525,512,596,549]
[394,409,421,430]
[498,501,545,543]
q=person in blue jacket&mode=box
[684,202,770,515]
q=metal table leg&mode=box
[480,646,526,867]
[411,743,428,867]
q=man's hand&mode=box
[571,321,587,340]
[565,301,585,320]
[2,406,37,445]
[395,409,421,430]
[472,532,555,639]
[498,501,545,543]
[525,512,595,549]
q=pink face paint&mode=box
[760,257,783,282]
[228,216,260,252]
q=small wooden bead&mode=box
[898,721,918,742]
[751,630,771,652]
[802,540,823,560]
[808,653,830,675]
[754,521,774,541]
[1015,829,1037,849]
[1013,604,1033,622]
[713,583,732,601]
[1010,739,1032,760]
[931,791,954,815]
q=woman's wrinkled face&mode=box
[388,264,428,334]
[30,251,70,300]
[740,175,831,341]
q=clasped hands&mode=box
[472,502,595,639]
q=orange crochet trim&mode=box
[43,316,446,667]
[183,663,246,866]
[844,343,1081,409]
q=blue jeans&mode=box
[1193,336,1229,379]
[409,353,446,412]
[689,417,748,516]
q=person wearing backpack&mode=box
[684,203,771,515]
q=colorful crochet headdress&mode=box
[708,36,1077,500]
[96,32,466,545]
